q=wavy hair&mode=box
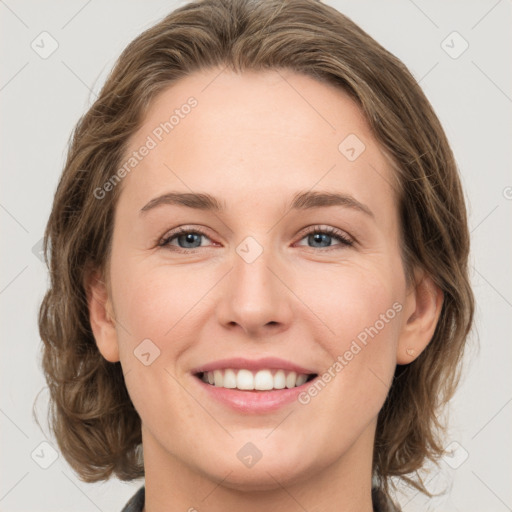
[37,0,474,499]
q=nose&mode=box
[215,239,293,338]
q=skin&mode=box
[87,67,443,512]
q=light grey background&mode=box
[1,0,511,510]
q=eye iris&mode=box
[179,233,202,248]
[164,227,348,252]
[309,232,330,247]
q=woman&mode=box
[38,0,474,510]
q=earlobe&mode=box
[396,271,444,365]
[85,269,120,363]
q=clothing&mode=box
[121,486,144,512]
[121,485,401,511]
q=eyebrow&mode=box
[140,190,374,218]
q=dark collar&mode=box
[121,485,401,511]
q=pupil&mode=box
[180,233,201,248]
[311,233,329,247]
[179,232,332,249]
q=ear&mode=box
[396,269,444,365]
[85,268,120,363]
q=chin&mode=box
[198,451,315,492]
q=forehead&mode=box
[118,67,397,217]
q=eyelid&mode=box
[157,225,213,248]
[158,224,355,253]
[294,225,354,249]
[296,224,353,242]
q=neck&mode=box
[142,420,377,512]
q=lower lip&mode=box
[192,374,317,414]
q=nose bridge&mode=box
[218,233,292,334]
[233,234,279,307]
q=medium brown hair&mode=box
[37,0,474,499]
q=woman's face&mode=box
[94,68,419,489]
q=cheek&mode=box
[307,264,401,390]
[112,260,205,340]
[309,262,401,336]
[111,264,201,436]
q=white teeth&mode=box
[237,369,254,390]
[200,368,313,390]
[273,369,286,389]
[254,370,273,390]
[286,371,297,389]
[295,374,308,386]
[214,369,223,387]
[223,369,237,388]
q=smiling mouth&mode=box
[195,369,318,391]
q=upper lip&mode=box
[190,357,317,375]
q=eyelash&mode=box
[158,225,354,253]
